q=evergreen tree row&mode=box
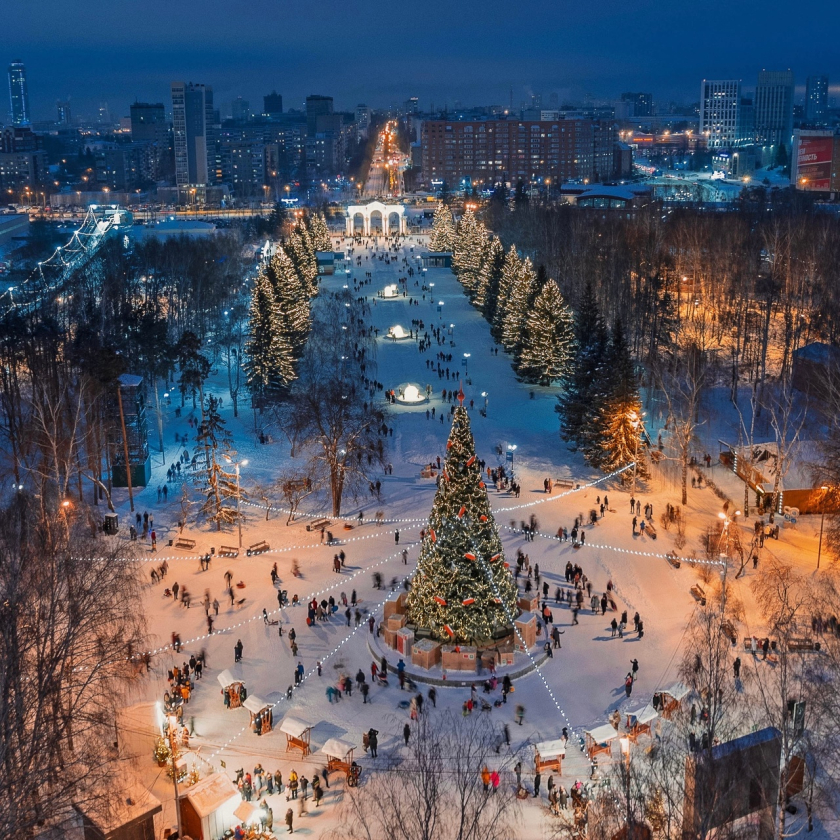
[435,204,648,481]
[244,218,321,400]
[556,283,649,479]
[446,208,575,387]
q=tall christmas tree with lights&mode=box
[406,395,518,643]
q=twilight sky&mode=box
[5,0,840,120]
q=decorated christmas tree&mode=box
[309,213,332,252]
[285,226,319,295]
[429,204,456,252]
[492,245,522,338]
[452,209,487,298]
[473,235,503,312]
[406,398,518,643]
[500,256,536,353]
[517,279,575,385]
[244,266,297,396]
[268,247,311,354]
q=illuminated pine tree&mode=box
[406,403,518,643]
[500,257,535,353]
[429,204,456,252]
[517,279,575,385]
[492,245,522,338]
[309,213,332,252]
[285,226,318,295]
[268,247,311,354]
[588,319,649,479]
[473,235,503,312]
[244,266,297,396]
[452,209,487,298]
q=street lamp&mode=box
[507,444,517,474]
[481,391,488,415]
[463,352,471,379]
[818,486,830,570]
[223,456,248,548]
[628,411,641,494]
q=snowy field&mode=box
[112,233,835,838]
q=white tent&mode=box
[627,704,658,725]
[216,669,242,688]
[534,738,567,760]
[586,724,619,744]
[279,715,313,738]
[243,695,269,715]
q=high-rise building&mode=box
[306,95,333,136]
[8,60,30,125]
[621,92,653,117]
[263,91,283,117]
[98,102,112,125]
[131,102,169,180]
[754,70,794,148]
[171,82,215,187]
[231,96,250,122]
[805,75,829,125]
[699,80,743,148]
[421,118,614,187]
[56,100,72,126]
[356,104,371,139]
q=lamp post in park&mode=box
[224,455,249,548]
[481,391,488,416]
[818,485,829,570]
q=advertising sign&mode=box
[796,136,834,191]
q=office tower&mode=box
[754,70,794,147]
[231,96,250,122]
[98,102,112,125]
[263,91,283,116]
[405,97,419,115]
[621,92,653,117]
[131,102,169,180]
[699,80,742,148]
[8,59,30,125]
[56,100,72,126]
[171,82,215,187]
[805,75,829,125]
[306,95,333,136]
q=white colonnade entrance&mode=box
[345,201,407,236]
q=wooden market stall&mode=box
[279,714,313,756]
[625,704,658,743]
[243,695,273,735]
[233,800,262,829]
[321,737,361,784]
[217,669,246,710]
[585,724,619,761]
[658,682,690,719]
[534,739,566,775]
[177,773,240,840]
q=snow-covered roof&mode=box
[586,724,619,744]
[234,800,262,825]
[279,714,313,738]
[180,773,239,819]
[627,704,658,725]
[321,737,355,759]
[663,682,690,701]
[534,738,567,759]
[75,781,161,833]
[217,669,243,688]
[243,695,270,714]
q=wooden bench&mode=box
[306,518,332,532]
[690,583,706,606]
[645,521,657,540]
[666,552,681,569]
[175,538,196,550]
[246,541,270,556]
[788,637,820,652]
[219,546,239,558]
[553,479,576,490]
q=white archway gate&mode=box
[345,201,407,236]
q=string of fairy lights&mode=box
[201,567,415,765]
[134,543,418,661]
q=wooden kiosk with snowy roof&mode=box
[625,704,658,742]
[321,737,359,782]
[534,738,566,775]
[279,713,313,756]
[177,773,240,840]
[217,669,245,710]
[585,724,619,760]
[243,695,273,734]
[659,682,690,719]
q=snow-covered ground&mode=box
[110,233,837,838]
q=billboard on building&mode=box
[796,136,834,191]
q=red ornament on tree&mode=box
[462,597,475,606]
[434,596,447,606]
[464,552,476,561]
